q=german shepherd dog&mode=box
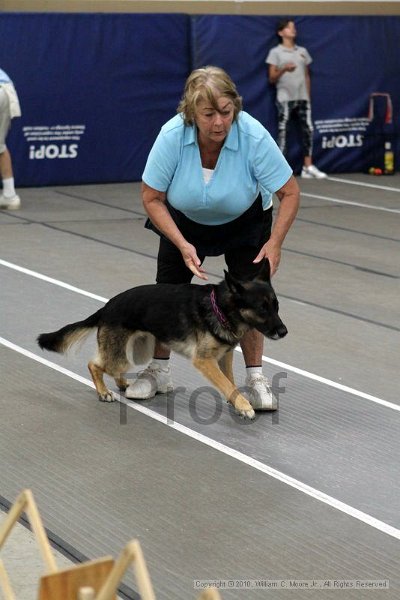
[37,260,287,420]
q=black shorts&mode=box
[155,205,273,284]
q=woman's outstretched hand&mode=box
[180,242,208,280]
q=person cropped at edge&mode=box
[266,18,327,179]
[126,65,300,410]
[0,67,21,209]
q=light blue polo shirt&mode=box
[0,69,11,84]
[142,111,292,226]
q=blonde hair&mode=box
[177,66,242,126]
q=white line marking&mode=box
[327,176,400,193]
[1,258,399,412]
[0,337,95,389]
[301,192,400,213]
[0,259,108,303]
[235,348,400,412]
[1,335,399,542]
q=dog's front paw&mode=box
[98,390,118,402]
[239,406,255,420]
[233,395,255,420]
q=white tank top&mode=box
[202,167,214,184]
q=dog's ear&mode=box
[224,270,245,295]
[254,259,271,282]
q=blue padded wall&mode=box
[0,13,190,186]
[192,15,400,174]
[1,13,399,185]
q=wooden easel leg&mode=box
[24,490,57,573]
[0,492,27,550]
[0,559,16,600]
[197,590,222,600]
[96,540,156,600]
[0,490,57,574]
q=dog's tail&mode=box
[37,309,102,354]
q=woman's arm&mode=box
[253,175,300,275]
[142,182,207,280]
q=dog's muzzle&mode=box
[269,324,288,339]
[257,322,288,339]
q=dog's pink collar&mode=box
[210,288,232,331]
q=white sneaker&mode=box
[0,194,21,210]
[301,165,327,179]
[245,374,277,411]
[125,362,174,399]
